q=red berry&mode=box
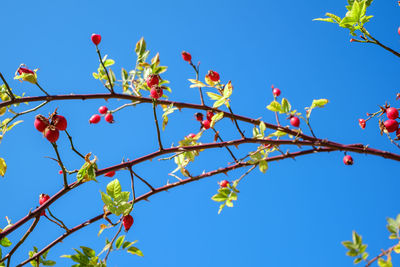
[187,133,196,139]
[123,215,134,231]
[43,126,59,143]
[17,67,35,75]
[39,194,50,216]
[195,113,204,121]
[91,33,101,46]
[206,110,214,121]
[343,155,353,165]
[59,170,63,174]
[98,106,108,114]
[150,86,163,99]
[272,88,281,97]
[386,107,399,120]
[350,38,355,42]
[52,114,67,131]
[358,119,366,129]
[104,113,114,123]
[263,138,273,149]
[207,70,220,82]
[398,26,400,36]
[202,120,211,130]
[89,114,101,124]
[290,116,300,127]
[181,51,192,62]
[384,119,399,133]
[104,171,115,177]
[34,115,49,132]
[146,74,160,88]
[219,180,229,188]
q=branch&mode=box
[365,245,396,267]
[152,100,163,150]
[0,72,15,100]
[51,143,69,188]
[17,147,338,266]
[95,47,115,94]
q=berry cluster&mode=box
[89,106,114,124]
[34,112,68,143]
[195,110,214,130]
[147,74,163,100]
[359,107,400,137]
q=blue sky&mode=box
[1,0,400,266]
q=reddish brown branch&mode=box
[18,147,337,266]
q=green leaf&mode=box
[378,258,393,267]
[115,235,125,249]
[103,59,115,67]
[281,98,291,113]
[0,158,6,177]
[213,98,226,108]
[80,246,95,258]
[394,244,400,254]
[311,99,329,109]
[127,246,143,257]
[313,17,335,23]
[101,192,112,206]
[122,240,138,249]
[211,193,228,202]
[223,81,233,98]
[135,37,146,57]
[258,160,268,173]
[210,112,224,128]
[106,179,122,199]
[206,92,222,101]
[0,237,11,247]
[353,257,362,264]
[42,260,56,266]
[266,101,282,113]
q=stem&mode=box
[0,72,15,100]
[227,106,245,138]
[4,101,48,128]
[305,118,317,138]
[0,217,40,265]
[47,208,69,231]
[361,28,400,58]
[131,170,155,191]
[64,130,85,159]
[51,143,69,188]
[35,82,50,96]
[111,101,140,113]
[44,214,68,231]
[365,246,396,267]
[212,127,238,162]
[96,47,115,93]
[237,165,257,183]
[103,223,123,263]
[152,100,163,150]
[190,62,205,106]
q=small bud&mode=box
[181,51,192,62]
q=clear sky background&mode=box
[1,0,400,266]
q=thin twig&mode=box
[365,245,396,267]
[361,27,400,58]
[212,127,238,162]
[96,47,115,94]
[0,217,40,266]
[103,223,123,263]
[152,100,163,150]
[65,130,85,159]
[131,170,155,191]
[190,63,205,106]
[0,72,15,100]
[35,82,50,96]
[4,101,48,128]
[44,214,68,231]
[227,106,245,138]
[237,165,257,183]
[51,143,69,188]
[111,101,140,113]
[47,208,69,231]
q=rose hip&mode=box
[52,115,67,131]
[358,119,366,129]
[384,119,399,133]
[123,215,134,231]
[104,171,116,177]
[146,74,160,88]
[181,51,192,62]
[89,114,101,124]
[207,70,220,82]
[386,107,399,120]
[290,116,300,127]
[343,155,353,165]
[272,88,281,97]
[98,106,108,115]
[202,120,211,130]
[105,113,114,123]
[34,115,49,132]
[219,180,229,188]
[150,86,163,99]
[195,113,204,121]
[44,126,59,143]
[91,34,101,46]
